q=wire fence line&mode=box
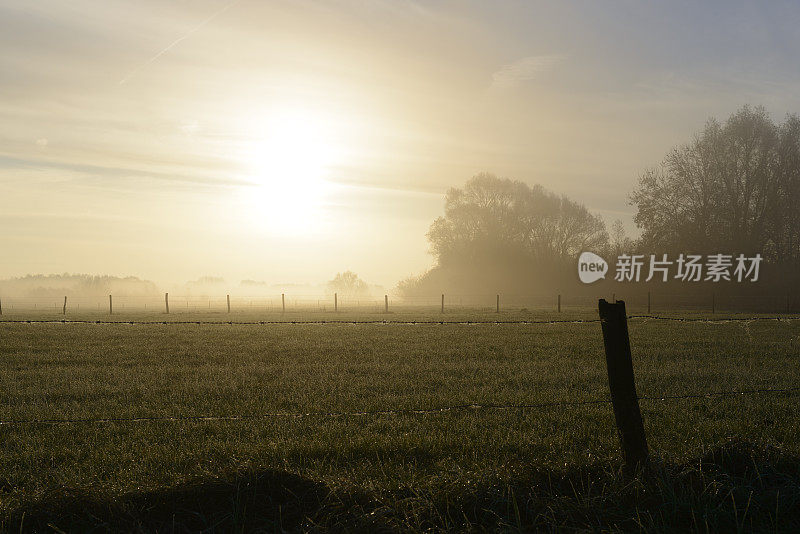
[1,318,599,325]
[0,291,797,314]
[0,315,798,326]
[2,386,799,427]
[627,314,798,323]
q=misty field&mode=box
[1,311,799,532]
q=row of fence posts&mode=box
[600,291,787,315]
[0,292,667,316]
[50,293,548,315]
[37,292,513,315]
[0,291,791,316]
[159,292,383,314]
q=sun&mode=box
[237,107,339,235]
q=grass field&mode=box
[1,308,799,531]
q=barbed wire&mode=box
[626,315,796,323]
[637,386,800,401]
[0,318,601,325]
[2,386,798,427]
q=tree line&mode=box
[400,106,800,296]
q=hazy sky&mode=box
[2,0,800,288]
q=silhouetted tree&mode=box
[631,106,785,254]
[771,113,800,268]
[400,173,608,294]
[327,271,369,296]
[427,173,608,267]
[630,105,800,290]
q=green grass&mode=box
[1,311,799,531]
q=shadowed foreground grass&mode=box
[1,316,799,531]
[6,441,800,532]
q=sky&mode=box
[2,0,800,289]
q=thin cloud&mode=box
[490,54,565,90]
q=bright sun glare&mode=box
[238,107,339,235]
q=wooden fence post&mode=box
[385,294,389,313]
[63,296,67,315]
[558,294,561,313]
[496,294,500,313]
[441,294,445,313]
[227,294,231,313]
[165,293,169,314]
[282,293,285,313]
[712,291,715,314]
[335,292,338,312]
[647,291,651,314]
[598,299,649,471]
[109,295,113,315]
[0,297,3,316]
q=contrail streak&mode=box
[118,0,241,85]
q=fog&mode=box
[3,1,800,294]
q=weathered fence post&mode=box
[282,293,285,313]
[335,292,338,312]
[441,294,445,313]
[647,291,651,314]
[557,294,561,313]
[496,294,500,313]
[598,299,649,471]
[0,297,3,315]
[227,294,231,313]
[165,293,169,314]
[385,294,389,313]
[109,295,113,315]
[62,296,67,315]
